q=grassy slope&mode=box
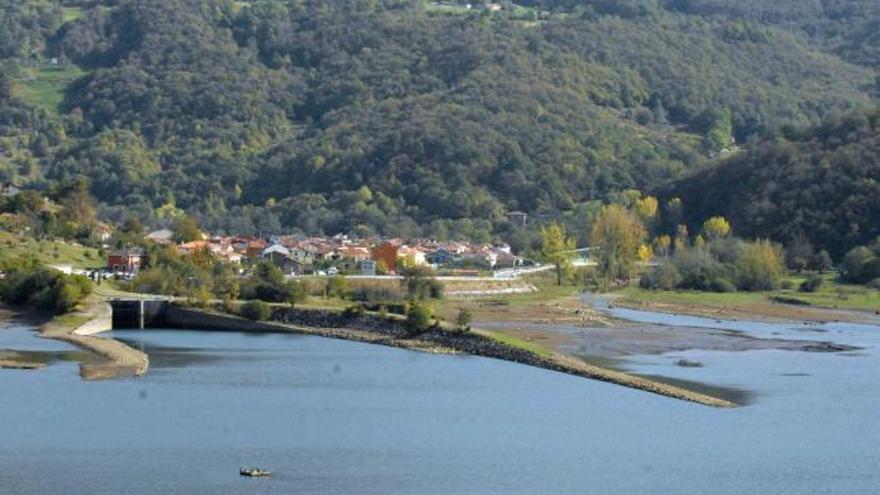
[472,328,553,357]
[12,64,85,116]
[436,272,576,311]
[0,231,103,269]
[61,7,85,24]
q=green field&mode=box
[616,273,880,312]
[777,274,880,310]
[0,232,102,269]
[62,7,85,24]
[424,2,473,14]
[13,65,85,115]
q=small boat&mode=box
[240,467,271,477]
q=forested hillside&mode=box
[667,109,880,259]
[1,0,877,241]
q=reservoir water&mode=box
[1,311,879,494]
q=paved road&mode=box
[342,264,556,281]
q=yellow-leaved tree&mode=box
[674,224,689,252]
[702,216,732,240]
[654,235,672,258]
[634,196,659,221]
[638,244,654,262]
[540,222,576,286]
[591,204,646,281]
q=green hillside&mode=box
[0,0,877,243]
[666,108,880,259]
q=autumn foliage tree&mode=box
[735,239,785,291]
[654,234,672,258]
[539,222,576,286]
[702,216,732,240]
[591,205,646,281]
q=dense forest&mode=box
[667,109,880,259]
[0,0,877,246]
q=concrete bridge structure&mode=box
[107,297,171,329]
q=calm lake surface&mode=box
[1,311,879,494]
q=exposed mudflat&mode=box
[0,358,45,370]
[474,319,860,360]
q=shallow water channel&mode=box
[1,303,879,494]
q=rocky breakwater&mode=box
[269,307,738,408]
[268,307,459,354]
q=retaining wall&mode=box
[72,301,113,336]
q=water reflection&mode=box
[1,317,879,494]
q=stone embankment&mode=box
[171,305,737,408]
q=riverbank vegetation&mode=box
[840,239,880,288]
[0,261,93,314]
[526,187,879,314]
[640,238,785,293]
[617,272,880,315]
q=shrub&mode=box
[54,282,82,313]
[673,250,728,291]
[222,295,237,314]
[240,300,271,321]
[639,262,682,290]
[243,262,287,302]
[781,280,794,290]
[867,278,880,290]
[840,246,880,284]
[130,267,178,295]
[710,278,737,293]
[302,278,328,296]
[287,280,307,307]
[455,307,473,332]
[707,237,745,264]
[342,303,366,318]
[242,273,305,305]
[735,240,784,291]
[350,285,403,304]
[812,250,833,273]
[327,276,349,299]
[188,286,212,308]
[400,265,444,300]
[799,274,824,293]
[405,300,433,333]
[0,265,93,314]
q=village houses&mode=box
[133,227,524,277]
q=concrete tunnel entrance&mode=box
[109,300,169,329]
